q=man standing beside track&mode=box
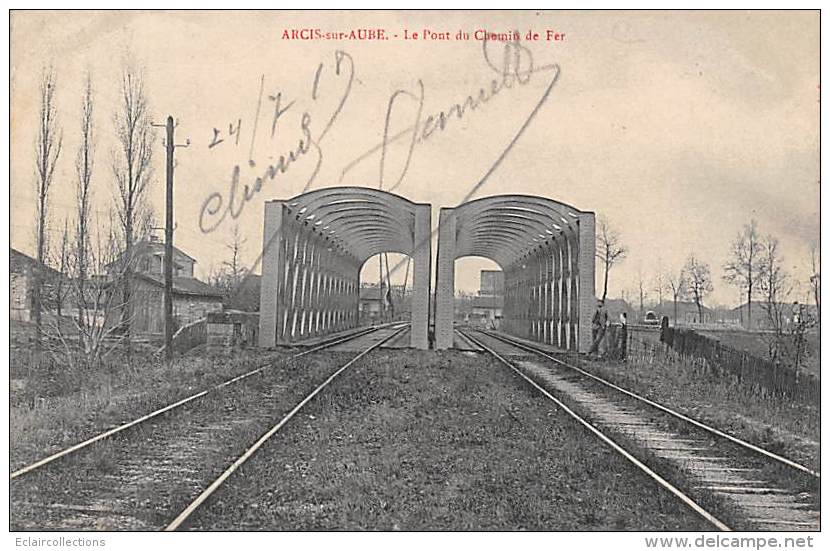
[588,300,608,356]
[618,311,628,361]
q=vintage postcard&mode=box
[7,8,821,541]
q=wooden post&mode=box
[164,116,175,362]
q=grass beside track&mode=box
[186,350,710,531]
[581,342,820,472]
[10,351,360,530]
[9,347,290,471]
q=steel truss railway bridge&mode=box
[259,187,595,352]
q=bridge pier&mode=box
[435,210,457,349]
[410,204,432,350]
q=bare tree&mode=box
[43,216,139,370]
[112,65,156,356]
[75,73,95,329]
[39,220,72,363]
[757,235,790,361]
[790,303,815,373]
[636,267,647,321]
[52,219,71,319]
[723,219,762,329]
[595,216,627,301]
[221,224,248,294]
[205,262,219,287]
[211,225,250,308]
[809,243,820,323]
[33,67,63,355]
[652,271,666,309]
[665,267,687,325]
[684,254,713,323]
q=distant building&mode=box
[358,284,409,323]
[466,269,504,327]
[652,301,714,325]
[105,237,199,279]
[107,238,223,336]
[602,298,634,322]
[728,301,818,330]
[479,270,504,296]
[359,286,383,321]
[471,294,504,321]
[10,247,62,322]
[453,294,474,321]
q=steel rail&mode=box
[10,323,400,480]
[454,330,480,350]
[460,329,731,532]
[165,324,408,531]
[476,329,820,479]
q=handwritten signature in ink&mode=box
[339,36,560,193]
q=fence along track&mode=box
[651,327,819,402]
[459,329,731,532]
[476,329,819,479]
[165,324,408,531]
[10,323,401,480]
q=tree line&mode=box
[29,65,156,369]
[597,216,820,367]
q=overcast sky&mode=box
[10,10,819,307]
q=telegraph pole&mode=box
[154,116,190,363]
[164,116,175,363]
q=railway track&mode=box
[10,322,398,480]
[10,323,407,530]
[459,328,820,532]
[164,322,408,530]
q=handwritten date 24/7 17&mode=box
[198,51,354,234]
[199,38,561,235]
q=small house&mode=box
[106,239,223,336]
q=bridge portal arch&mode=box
[435,195,595,352]
[259,187,431,349]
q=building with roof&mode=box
[479,270,504,297]
[358,284,411,324]
[471,294,504,321]
[105,236,198,279]
[358,285,383,321]
[726,301,819,330]
[650,301,715,325]
[10,247,63,322]
[108,238,223,336]
[463,269,505,327]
